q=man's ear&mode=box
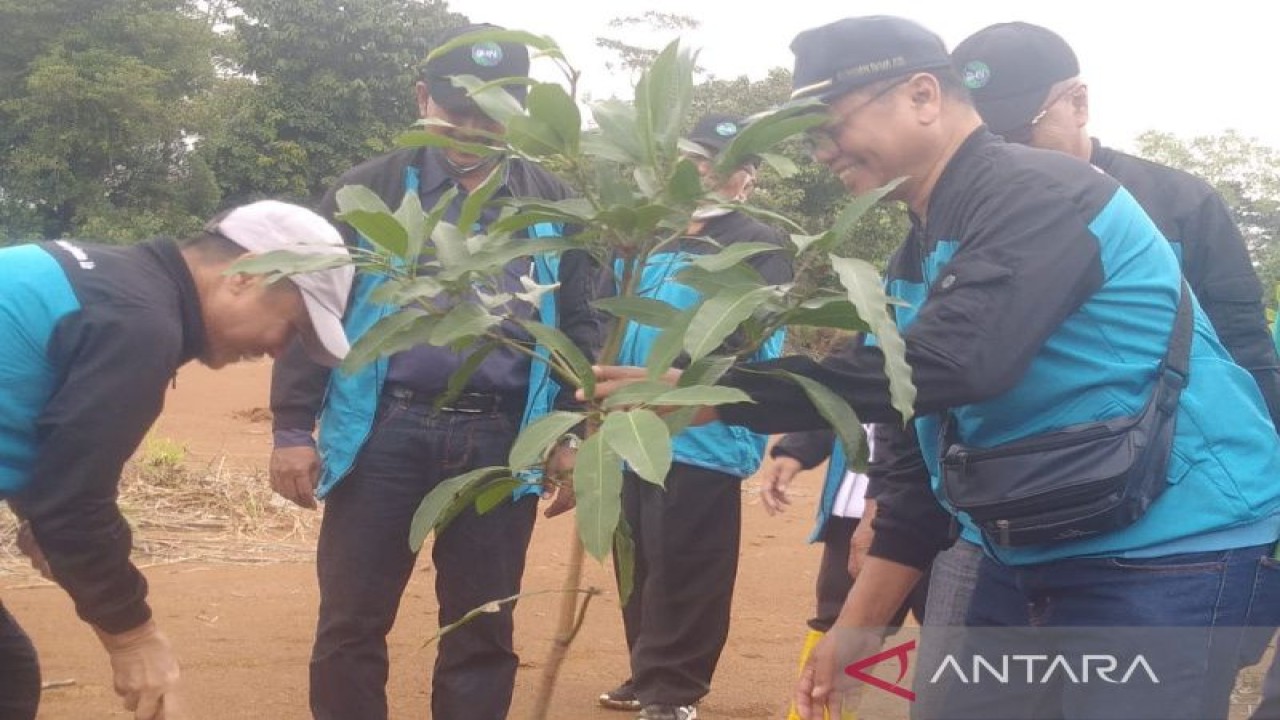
[908,73,943,124]
[1071,83,1091,128]
[222,253,262,295]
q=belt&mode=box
[383,383,525,414]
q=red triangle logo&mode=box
[843,639,917,702]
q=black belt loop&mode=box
[383,382,524,414]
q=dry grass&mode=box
[1,448,317,582]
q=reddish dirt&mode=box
[4,361,878,719]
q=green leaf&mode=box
[594,203,674,238]
[439,237,574,283]
[488,197,595,235]
[229,250,351,279]
[457,164,505,237]
[602,409,672,486]
[369,276,446,306]
[395,128,498,158]
[409,466,509,550]
[428,303,500,347]
[341,309,430,373]
[756,152,800,178]
[660,407,699,436]
[437,341,498,410]
[771,370,866,476]
[676,263,767,295]
[601,380,673,410]
[445,74,525,125]
[395,191,428,264]
[688,242,783,274]
[519,320,595,397]
[649,386,753,407]
[666,158,704,205]
[420,184,460,261]
[573,433,624,561]
[683,286,775,363]
[728,203,809,234]
[335,186,408,258]
[581,133,636,164]
[634,166,661,197]
[614,516,636,607]
[425,28,564,66]
[526,83,581,154]
[645,307,695,378]
[678,355,736,387]
[783,297,873,333]
[801,178,907,259]
[830,255,916,422]
[593,296,680,329]
[714,103,824,176]
[506,114,565,158]
[474,477,526,515]
[508,411,586,470]
[789,232,829,255]
[635,40,696,161]
[431,220,469,270]
[590,100,645,164]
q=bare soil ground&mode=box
[1,362,1269,719]
[0,361,835,719]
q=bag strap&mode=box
[1155,280,1193,415]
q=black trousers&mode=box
[0,600,39,720]
[309,395,537,720]
[810,516,928,633]
[618,463,743,707]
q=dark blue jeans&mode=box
[925,543,1280,720]
[309,394,537,720]
[0,601,39,720]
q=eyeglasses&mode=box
[1003,82,1083,144]
[803,77,911,156]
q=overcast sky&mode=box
[447,0,1280,150]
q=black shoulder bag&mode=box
[940,283,1192,548]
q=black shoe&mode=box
[598,678,641,711]
[637,704,698,720]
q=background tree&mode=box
[1135,129,1280,301]
[0,0,221,242]
[200,0,466,207]
[594,11,702,78]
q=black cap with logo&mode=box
[951,22,1080,135]
[423,23,531,110]
[688,113,747,156]
[789,16,952,102]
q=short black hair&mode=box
[180,230,247,263]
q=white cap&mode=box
[213,200,354,367]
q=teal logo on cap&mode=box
[963,60,991,90]
[715,121,739,137]
[471,41,504,67]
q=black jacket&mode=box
[5,239,204,633]
[1091,139,1280,429]
[271,148,604,437]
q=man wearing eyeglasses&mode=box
[586,14,1280,720]
[853,21,1280,719]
